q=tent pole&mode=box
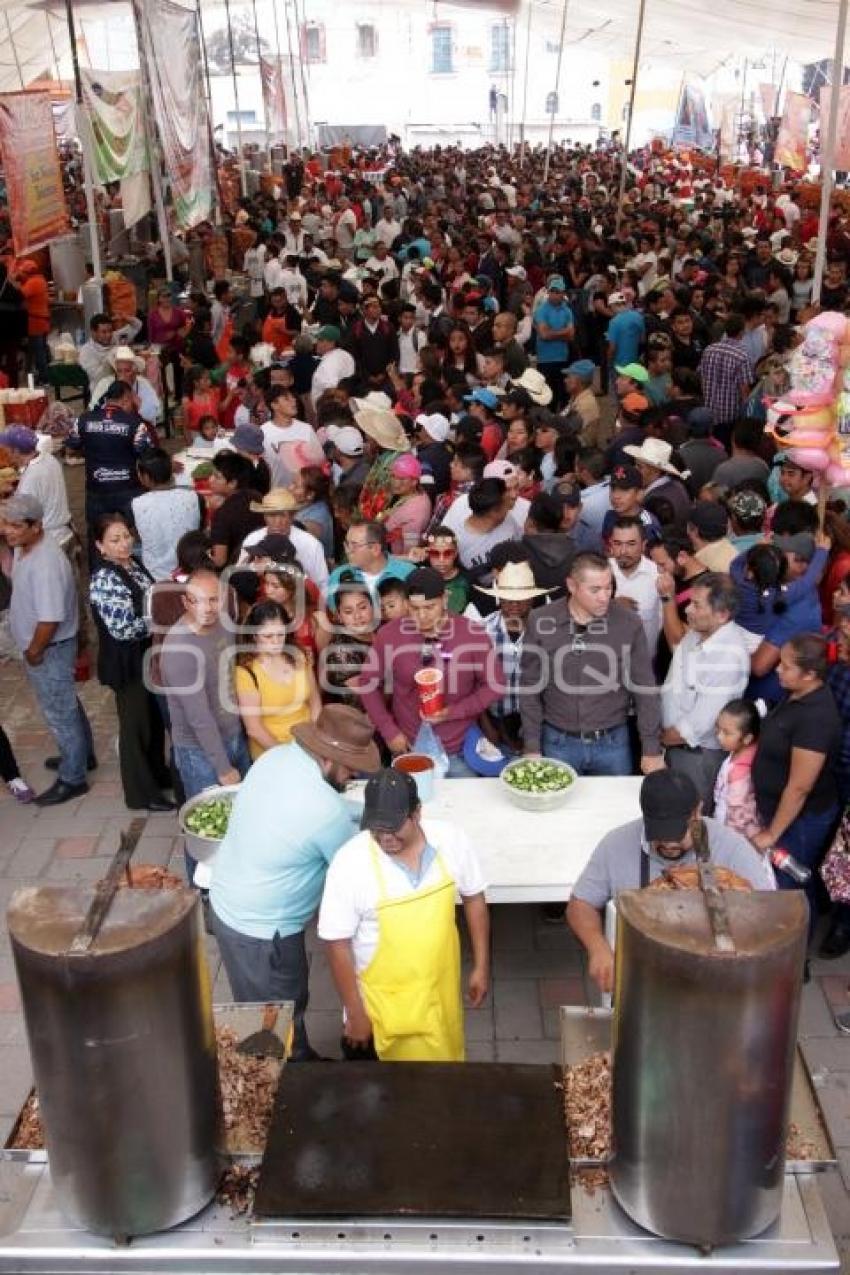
[195,0,224,226]
[542,0,569,184]
[130,2,173,282]
[4,14,26,89]
[45,12,63,86]
[251,0,272,170]
[223,0,248,195]
[509,13,518,150]
[281,0,303,151]
[293,0,312,148]
[269,0,291,153]
[813,0,849,305]
[519,0,533,166]
[615,0,647,230]
[64,0,103,281]
[195,0,215,125]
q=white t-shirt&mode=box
[317,818,486,972]
[443,495,529,537]
[131,487,201,581]
[240,522,329,589]
[17,452,71,541]
[610,556,662,658]
[261,418,317,487]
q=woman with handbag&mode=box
[89,512,175,811]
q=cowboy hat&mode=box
[351,391,392,412]
[776,247,799,267]
[250,487,298,514]
[354,407,410,453]
[107,345,145,373]
[292,704,381,774]
[475,560,550,601]
[508,367,553,407]
[623,437,681,476]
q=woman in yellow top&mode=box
[235,601,321,759]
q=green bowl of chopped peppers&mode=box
[499,758,578,812]
[178,785,240,862]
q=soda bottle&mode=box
[770,847,811,884]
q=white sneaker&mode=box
[7,778,35,804]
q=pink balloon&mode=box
[786,447,831,471]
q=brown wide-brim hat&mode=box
[292,704,380,774]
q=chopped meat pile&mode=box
[215,1025,282,1154]
[9,1026,282,1156]
[647,866,752,892]
[216,1164,260,1217]
[562,1052,822,1186]
[116,865,185,890]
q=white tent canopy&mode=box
[0,0,844,100]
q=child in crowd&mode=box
[424,525,470,613]
[713,699,762,840]
[377,576,410,624]
[192,414,224,451]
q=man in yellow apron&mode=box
[319,769,490,1061]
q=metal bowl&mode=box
[498,758,578,812]
[177,785,240,864]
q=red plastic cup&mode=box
[414,666,444,719]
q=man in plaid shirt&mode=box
[478,560,549,753]
[699,314,753,450]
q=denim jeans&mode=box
[25,638,93,786]
[211,911,312,1058]
[542,722,633,776]
[174,732,251,880]
[774,803,839,931]
[29,334,50,384]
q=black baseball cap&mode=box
[688,502,728,541]
[361,769,420,833]
[640,770,699,843]
[610,463,643,491]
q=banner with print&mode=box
[134,0,214,228]
[819,85,850,172]
[671,82,714,152]
[0,91,70,256]
[259,56,287,139]
[80,69,151,227]
[775,92,811,170]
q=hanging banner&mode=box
[759,83,778,121]
[80,70,151,227]
[819,85,850,172]
[775,91,812,171]
[134,0,213,229]
[0,91,69,256]
[259,56,287,138]
[671,82,714,152]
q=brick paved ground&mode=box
[1,652,849,1264]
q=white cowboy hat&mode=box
[623,437,681,477]
[776,247,799,268]
[107,345,145,373]
[475,560,550,601]
[508,367,553,407]
[351,391,392,413]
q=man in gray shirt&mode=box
[567,770,776,993]
[3,493,95,805]
[519,551,663,775]
[160,567,250,876]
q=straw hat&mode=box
[107,345,145,373]
[249,487,298,514]
[776,247,799,268]
[475,560,550,601]
[292,705,380,773]
[623,437,681,477]
[354,407,410,453]
[508,367,553,407]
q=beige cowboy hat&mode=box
[508,367,553,407]
[475,560,550,601]
[250,487,298,514]
[107,345,145,373]
[292,704,381,773]
[354,407,410,453]
[351,391,392,412]
[623,437,681,477]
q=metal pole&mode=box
[64,0,103,280]
[223,0,248,195]
[813,0,849,305]
[4,14,26,88]
[542,0,569,183]
[251,0,272,169]
[282,0,303,151]
[130,2,173,281]
[519,0,533,166]
[509,13,518,151]
[738,56,748,158]
[293,0,312,147]
[45,11,63,86]
[615,0,648,229]
[195,0,215,125]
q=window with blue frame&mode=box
[490,22,510,73]
[431,25,453,74]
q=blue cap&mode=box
[564,359,596,380]
[547,275,567,291]
[464,387,500,409]
[462,724,511,777]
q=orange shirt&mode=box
[262,312,295,354]
[20,274,50,336]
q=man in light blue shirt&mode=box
[532,276,575,408]
[606,292,646,387]
[210,706,380,1060]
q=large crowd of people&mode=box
[3,135,850,1058]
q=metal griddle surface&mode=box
[254,1061,570,1222]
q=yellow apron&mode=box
[359,841,465,1063]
